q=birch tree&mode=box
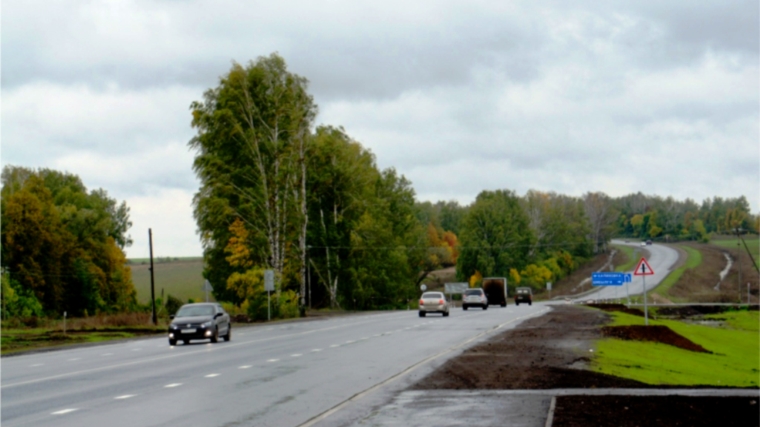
[189,54,316,304]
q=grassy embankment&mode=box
[130,257,208,304]
[712,235,760,268]
[1,313,166,355]
[651,245,703,302]
[613,244,639,272]
[593,309,759,387]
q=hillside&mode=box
[129,258,211,304]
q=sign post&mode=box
[444,282,469,307]
[202,279,213,302]
[633,258,655,326]
[264,269,275,321]
[547,282,552,299]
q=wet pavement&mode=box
[346,389,759,427]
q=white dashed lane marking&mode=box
[291,354,302,358]
[52,409,78,415]
[101,353,113,356]
[164,383,182,388]
[311,349,322,352]
[267,359,279,363]
[30,364,44,367]
[114,395,135,400]
[239,365,252,369]
[67,358,81,362]
[205,373,220,378]
[329,344,339,348]
[345,340,355,344]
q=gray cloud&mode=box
[1,0,757,256]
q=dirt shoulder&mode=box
[412,305,647,389]
[410,304,759,426]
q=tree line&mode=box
[190,53,759,314]
[1,167,135,317]
[3,53,756,320]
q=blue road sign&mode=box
[624,273,632,283]
[592,272,626,286]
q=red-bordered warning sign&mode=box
[633,257,655,276]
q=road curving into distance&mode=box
[574,239,680,303]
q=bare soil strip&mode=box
[410,304,759,426]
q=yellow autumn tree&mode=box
[469,270,482,288]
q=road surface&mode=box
[576,240,680,302]
[1,304,548,427]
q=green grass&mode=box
[654,245,703,300]
[130,258,210,304]
[613,244,639,272]
[711,235,759,268]
[0,326,165,355]
[593,310,760,387]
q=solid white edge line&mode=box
[296,307,551,427]
[544,396,557,427]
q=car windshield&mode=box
[422,293,443,299]
[176,305,215,317]
[464,290,482,296]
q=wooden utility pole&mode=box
[149,229,157,325]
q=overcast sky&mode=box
[2,0,758,258]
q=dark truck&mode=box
[482,277,508,307]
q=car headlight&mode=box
[202,321,213,328]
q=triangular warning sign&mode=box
[633,257,655,276]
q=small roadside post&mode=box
[633,258,655,326]
[63,311,67,335]
[264,269,275,321]
[202,280,213,302]
[547,282,552,299]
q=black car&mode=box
[514,287,533,306]
[168,303,231,346]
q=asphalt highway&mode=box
[576,240,680,302]
[1,304,548,427]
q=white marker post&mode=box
[264,270,275,321]
[63,311,67,335]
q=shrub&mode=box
[165,294,183,316]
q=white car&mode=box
[419,292,450,317]
[462,288,488,310]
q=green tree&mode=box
[189,53,317,304]
[1,166,135,315]
[456,190,534,281]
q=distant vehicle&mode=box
[640,241,646,247]
[168,303,231,346]
[646,239,652,245]
[419,292,450,317]
[514,287,533,306]
[482,277,508,307]
[462,288,488,310]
